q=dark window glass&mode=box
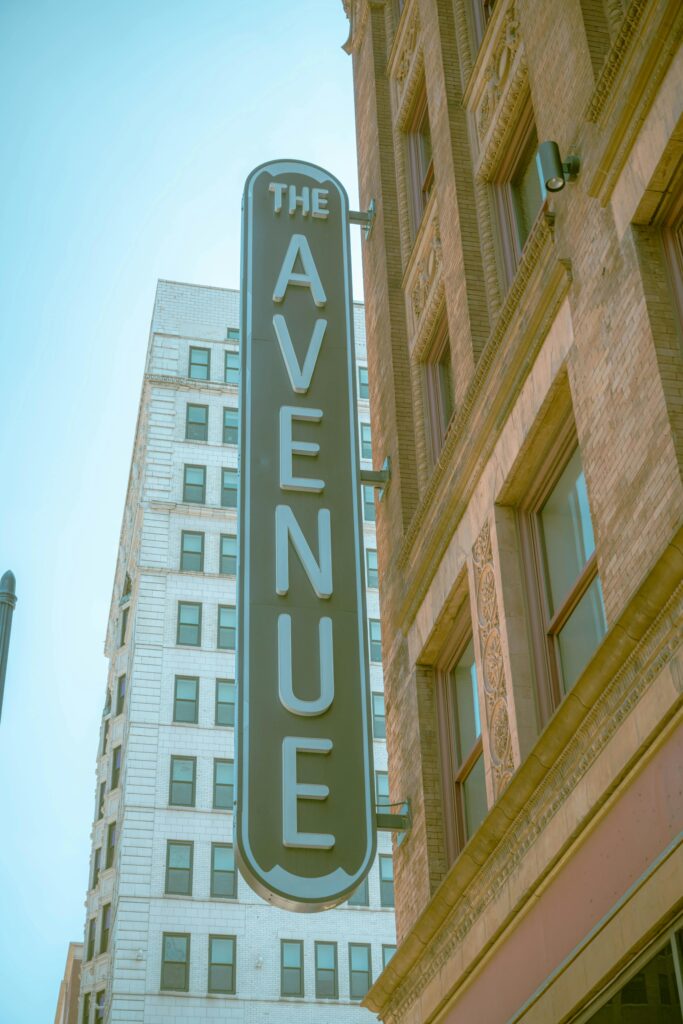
[348,876,369,907]
[217,606,236,650]
[216,679,235,727]
[94,991,105,1024]
[176,602,201,646]
[585,937,681,1019]
[211,843,236,898]
[406,87,433,234]
[99,904,111,954]
[375,770,390,811]
[281,940,304,996]
[209,935,236,993]
[189,346,210,380]
[369,618,382,662]
[182,464,206,504]
[361,422,372,460]
[221,469,238,508]
[101,719,109,756]
[97,781,106,820]
[226,327,239,341]
[86,919,96,961]
[315,942,338,999]
[119,607,129,647]
[363,485,376,522]
[372,692,386,739]
[223,408,239,445]
[161,933,190,991]
[105,823,116,869]
[366,548,379,588]
[115,674,126,716]
[349,944,372,999]
[185,403,208,441]
[213,759,234,809]
[81,992,90,1024]
[379,854,394,907]
[425,325,455,462]
[111,746,122,790]
[219,534,237,575]
[91,848,101,890]
[180,531,204,572]
[169,756,196,807]
[165,841,193,896]
[225,351,239,384]
[173,676,198,723]
[358,365,369,400]
[382,945,397,969]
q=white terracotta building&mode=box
[79,280,395,1023]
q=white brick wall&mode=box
[80,283,395,1023]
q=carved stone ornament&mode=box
[388,0,423,129]
[341,0,371,54]
[475,3,520,141]
[472,519,514,794]
[410,216,442,323]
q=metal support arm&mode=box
[359,456,391,501]
[349,199,376,239]
[376,800,412,847]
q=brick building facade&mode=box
[341,0,683,1020]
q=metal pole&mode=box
[0,570,17,723]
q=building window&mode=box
[358,365,369,400]
[281,940,304,997]
[375,770,390,811]
[360,422,373,460]
[165,840,193,896]
[209,935,236,994]
[363,485,376,522]
[105,822,116,869]
[662,188,683,349]
[406,83,434,236]
[189,346,210,380]
[217,605,236,650]
[492,103,545,291]
[180,530,204,572]
[176,602,202,646]
[94,991,105,1024]
[349,944,372,1000]
[173,676,198,724]
[366,548,378,588]
[223,407,239,445]
[161,933,190,992]
[169,756,196,807]
[211,843,237,898]
[101,718,109,756]
[91,848,101,890]
[315,942,338,999]
[182,464,206,504]
[81,993,90,1024]
[216,678,236,727]
[227,327,239,341]
[438,636,487,860]
[86,919,96,961]
[470,0,497,49]
[425,321,455,462]
[111,746,122,790]
[115,674,126,716]
[522,441,607,710]
[379,855,395,907]
[372,693,386,739]
[369,618,382,662]
[185,403,208,442]
[221,469,238,508]
[213,759,235,809]
[99,904,111,954]
[584,931,682,1018]
[348,876,369,907]
[382,944,397,969]
[119,607,129,647]
[97,781,106,820]
[225,351,239,384]
[219,534,237,575]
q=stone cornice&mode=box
[586,0,649,124]
[367,554,683,1020]
[144,373,238,396]
[387,0,423,129]
[342,0,383,55]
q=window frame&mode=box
[188,346,210,381]
[348,876,369,907]
[165,839,194,896]
[211,842,237,898]
[315,941,339,999]
[99,903,111,955]
[91,847,101,890]
[213,758,235,809]
[348,942,372,1000]
[115,674,126,716]
[94,991,105,1024]
[360,422,373,460]
[180,530,204,573]
[219,534,237,576]
[369,618,382,662]
[365,548,379,589]
[221,468,238,508]
[160,932,190,993]
[662,186,683,353]
[363,484,376,522]
[81,992,90,1024]
[86,918,96,961]
[379,854,395,908]
[424,316,455,463]
[358,365,369,400]
[208,934,236,994]
[173,675,199,724]
[215,678,236,727]
[280,939,304,997]
[372,691,386,739]
[223,407,239,445]
[185,402,209,442]
[224,350,239,385]
[110,745,121,790]
[382,944,397,969]
[176,601,202,647]
[217,605,236,650]
[182,464,206,504]
[406,82,434,237]
[105,822,116,869]
[169,755,197,807]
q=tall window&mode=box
[173,676,198,723]
[584,930,682,1019]
[169,756,196,807]
[369,619,382,662]
[119,607,129,647]
[281,940,304,996]
[349,944,372,1000]
[348,876,369,907]
[97,781,106,820]
[406,84,434,236]
[215,678,235,726]
[217,606,236,650]
[366,548,379,588]
[115,674,126,716]
[182,464,206,504]
[363,485,376,522]
[161,933,190,992]
[177,602,201,646]
[211,843,237,898]
[91,848,101,890]
[94,991,105,1024]
[165,841,193,895]
[221,469,238,508]
[86,919,96,961]
[219,534,237,575]
[375,770,390,811]
[111,746,121,790]
[425,322,455,462]
[180,531,204,572]
[185,403,208,441]
[99,904,111,954]
[315,942,338,999]
[213,759,234,809]
[81,993,90,1024]
[663,187,683,344]
[438,636,487,860]
[223,408,239,445]
[379,855,395,907]
[521,441,607,711]
[360,422,373,460]
[372,692,386,739]
[358,365,369,399]
[209,935,236,994]
[189,346,210,380]
[225,351,239,384]
[105,822,116,869]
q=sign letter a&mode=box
[273,234,327,308]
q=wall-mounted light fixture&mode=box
[537,141,580,192]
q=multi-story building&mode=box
[78,281,396,1023]
[342,1,683,1022]
[54,943,83,1024]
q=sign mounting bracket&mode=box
[360,456,391,501]
[376,800,412,847]
[349,199,376,239]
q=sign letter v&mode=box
[273,315,327,395]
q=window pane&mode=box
[539,448,596,614]
[358,366,369,400]
[225,351,239,384]
[361,422,372,459]
[185,404,208,441]
[382,945,397,969]
[372,692,386,739]
[366,549,378,588]
[216,679,235,726]
[173,677,198,723]
[220,535,237,575]
[557,575,607,693]
[214,760,234,808]
[223,408,239,445]
[177,603,201,646]
[375,771,390,809]
[281,941,303,996]
[218,606,236,650]
[451,638,480,761]
[380,854,394,907]
[189,347,209,380]
[363,485,376,522]
[211,844,236,898]
[348,877,369,906]
[585,940,680,1021]
[369,619,382,662]
[180,532,203,572]
[462,752,487,839]
[511,129,543,248]
[349,944,371,999]
[183,465,205,503]
[170,758,195,806]
[316,943,337,998]
[222,469,238,508]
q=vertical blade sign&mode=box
[237,160,376,911]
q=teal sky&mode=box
[0,3,361,1019]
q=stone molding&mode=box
[387,0,423,130]
[369,578,683,1021]
[402,198,445,359]
[586,0,648,123]
[472,519,515,796]
[342,0,383,55]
